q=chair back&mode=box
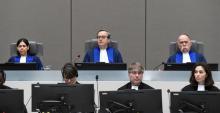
[169,40,204,55]
[84,39,118,52]
[10,41,43,57]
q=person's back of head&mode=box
[61,63,78,85]
[61,63,78,79]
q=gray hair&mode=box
[128,62,144,73]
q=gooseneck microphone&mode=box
[96,75,99,81]
[73,54,81,63]
[167,88,171,112]
[152,62,165,70]
[167,89,171,94]
[95,75,100,110]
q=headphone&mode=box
[97,30,111,39]
[61,63,78,78]
[0,70,6,84]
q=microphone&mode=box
[167,89,171,94]
[152,62,165,70]
[73,54,81,63]
[95,75,100,110]
[167,89,171,111]
[96,75,99,80]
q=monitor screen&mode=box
[170,91,220,113]
[0,89,24,113]
[0,62,38,70]
[32,84,95,113]
[164,63,218,71]
[99,89,163,113]
[75,63,127,70]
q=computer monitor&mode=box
[75,62,127,70]
[170,91,220,113]
[0,89,24,113]
[99,89,162,113]
[32,84,95,113]
[0,62,38,70]
[164,63,218,71]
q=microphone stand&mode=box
[152,62,165,70]
[73,54,81,63]
[96,75,100,113]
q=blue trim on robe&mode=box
[83,46,123,63]
[175,51,200,63]
[8,55,43,70]
[14,56,34,63]
[93,47,114,63]
[93,48,100,62]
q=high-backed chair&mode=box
[10,41,43,57]
[84,39,118,52]
[169,40,204,55]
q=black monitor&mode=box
[170,91,220,113]
[0,89,24,113]
[164,63,218,71]
[99,89,163,113]
[0,62,38,70]
[75,62,127,70]
[32,84,95,113]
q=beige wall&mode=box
[0,0,220,69]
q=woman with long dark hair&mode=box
[8,38,43,70]
[182,63,219,91]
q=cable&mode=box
[25,95,32,107]
[152,62,165,70]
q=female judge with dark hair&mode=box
[182,63,219,91]
[8,38,43,70]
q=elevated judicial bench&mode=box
[4,70,220,113]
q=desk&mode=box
[4,70,220,113]
[6,70,220,81]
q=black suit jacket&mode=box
[182,84,219,91]
[118,82,154,90]
[0,85,11,89]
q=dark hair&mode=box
[97,30,111,39]
[0,69,6,85]
[61,63,78,79]
[189,62,214,86]
[16,38,30,55]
